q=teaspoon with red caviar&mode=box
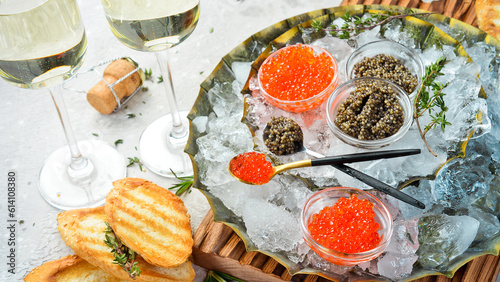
[228,149,420,185]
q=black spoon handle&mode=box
[331,163,425,209]
[310,149,421,166]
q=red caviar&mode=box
[229,152,274,185]
[308,194,381,253]
[259,44,335,102]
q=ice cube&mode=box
[195,116,254,187]
[377,252,418,280]
[355,25,381,47]
[231,61,252,85]
[192,116,208,133]
[467,206,500,242]
[385,218,419,255]
[312,36,354,74]
[394,182,435,220]
[357,259,379,275]
[207,81,244,118]
[431,154,492,208]
[417,213,479,269]
[242,198,302,253]
[306,251,353,275]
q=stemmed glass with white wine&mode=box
[0,0,126,210]
[101,0,200,177]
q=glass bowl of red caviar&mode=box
[345,40,424,97]
[325,77,413,149]
[300,187,393,266]
[257,44,339,113]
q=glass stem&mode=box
[49,85,94,180]
[155,50,188,139]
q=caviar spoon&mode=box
[228,149,421,185]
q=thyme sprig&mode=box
[312,9,433,39]
[127,157,144,171]
[143,68,153,80]
[168,169,193,196]
[114,139,123,147]
[413,57,450,157]
[204,270,243,282]
[104,221,142,279]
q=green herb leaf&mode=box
[114,139,123,146]
[127,113,136,119]
[127,157,145,171]
[92,133,99,137]
[204,270,243,282]
[316,10,433,39]
[157,75,163,83]
[104,221,142,279]
[144,68,153,80]
[413,57,449,156]
[168,169,193,196]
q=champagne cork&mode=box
[87,58,144,115]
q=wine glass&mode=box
[101,0,200,177]
[0,0,126,210]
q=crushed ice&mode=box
[193,18,500,281]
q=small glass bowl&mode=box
[257,44,339,113]
[300,187,393,266]
[345,40,424,97]
[326,77,413,149]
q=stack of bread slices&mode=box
[24,178,195,281]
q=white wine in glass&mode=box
[0,0,127,210]
[101,0,200,177]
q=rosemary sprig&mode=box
[144,68,153,80]
[204,270,243,282]
[114,139,123,147]
[413,57,450,157]
[168,169,193,196]
[127,157,145,171]
[312,9,433,39]
[104,221,142,279]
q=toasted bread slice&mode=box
[57,206,195,281]
[105,178,193,268]
[24,255,128,282]
[476,0,500,40]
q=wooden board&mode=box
[193,210,500,282]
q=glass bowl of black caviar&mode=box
[263,116,304,156]
[326,77,413,149]
[345,40,424,97]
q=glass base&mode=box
[139,111,193,178]
[38,139,127,210]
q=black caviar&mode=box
[334,80,404,140]
[263,116,303,155]
[352,54,418,93]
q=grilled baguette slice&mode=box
[57,206,195,281]
[476,0,500,40]
[105,178,193,268]
[24,255,128,282]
